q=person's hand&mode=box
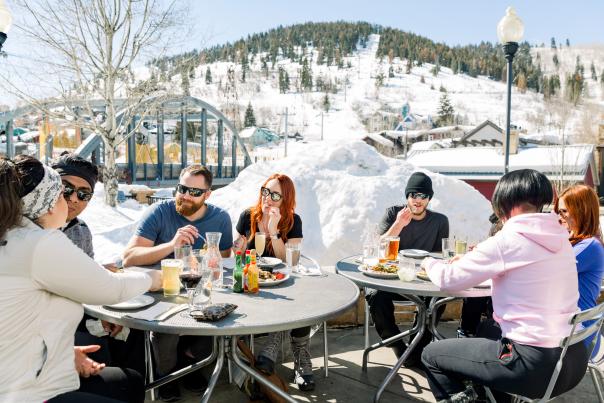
[147,269,163,292]
[74,345,105,377]
[102,263,119,273]
[233,235,247,253]
[101,320,123,337]
[171,225,199,247]
[448,254,463,264]
[267,207,281,235]
[420,257,432,270]
[395,207,412,228]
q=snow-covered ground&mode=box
[84,140,492,265]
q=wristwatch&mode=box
[270,233,280,240]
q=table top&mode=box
[84,270,359,336]
[336,255,491,298]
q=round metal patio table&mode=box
[85,269,359,403]
[336,255,491,402]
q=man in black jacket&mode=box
[367,172,449,367]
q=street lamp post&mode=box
[0,0,13,54]
[497,7,524,174]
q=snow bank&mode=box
[83,141,491,266]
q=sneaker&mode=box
[291,335,315,391]
[157,381,181,402]
[436,386,478,403]
[256,331,283,375]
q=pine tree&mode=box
[566,38,571,47]
[591,62,597,81]
[278,66,290,93]
[406,59,412,74]
[301,58,313,91]
[552,54,559,69]
[550,37,557,49]
[322,93,330,112]
[243,102,256,127]
[241,53,249,83]
[205,67,212,84]
[375,72,384,90]
[261,57,269,79]
[420,75,425,84]
[388,66,395,78]
[437,93,455,127]
[180,65,190,96]
[516,71,528,93]
[439,84,446,92]
[431,61,440,77]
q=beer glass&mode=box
[455,239,468,255]
[386,236,400,261]
[161,259,183,297]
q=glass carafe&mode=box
[205,232,223,288]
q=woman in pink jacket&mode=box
[420,169,588,402]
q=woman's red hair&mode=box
[554,184,602,245]
[250,174,296,250]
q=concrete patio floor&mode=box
[146,322,601,402]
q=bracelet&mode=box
[270,233,279,240]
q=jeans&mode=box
[421,321,589,401]
[48,367,145,403]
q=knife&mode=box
[155,304,188,321]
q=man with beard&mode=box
[122,164,232,402]
[366,171,449,368]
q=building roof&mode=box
[407,144,598,184]
[459,119,503,143]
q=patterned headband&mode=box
[21,165,63,220]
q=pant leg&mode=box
[180,335,214,361]
[421,336,589,401]
[366,290,406,353]
[49,367,145,403]
[151,332,179,376]
[290,326,311,338]
[460,297,491,335]
[108,329,147,378]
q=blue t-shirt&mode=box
[574,237,604,352]
[135,200,233,254]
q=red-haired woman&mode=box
[555,184,604,352]
[234,174,314,391]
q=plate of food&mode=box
[104,295,155,310]
[400,249,430,258]
[259,270,290,287]
[359,262,400,279]
[257,257,282,268]
[416,269,431,282]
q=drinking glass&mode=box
[255,232,266,263]
[378,238,389,263]
[180,254,201,301]
[455,239,468,255]
[397,259,417,282]
[442,238,455,259]
[174,244,192,271]
[286,242,301,272]
[161,259,183,297]
[362,242,378,266]
[386,236,400,261]
[189,267,213,309]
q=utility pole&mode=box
[321,112,324,141]
[278,107,296,157]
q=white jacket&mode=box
[0,219,152,402]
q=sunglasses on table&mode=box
[176,184,209,197]
[408,192,430,200]
[63,182,93,202]
[261,187,282,202]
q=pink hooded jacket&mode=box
[425,212,579,348]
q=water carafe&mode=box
[205,232,223,287]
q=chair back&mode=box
[541,301,604,401]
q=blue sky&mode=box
[187,0,603,51]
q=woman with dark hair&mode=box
[233,173,314,391]
[419,169,588,402]
[0,156,162,403]
[555,184,604,353]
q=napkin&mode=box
[85,319,130,341]
[296,264,323,276]
[123,301,181,322]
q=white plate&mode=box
[257,257,282,268]
[259,273,290,287]
[359,265,399,279]
[104,295,155,310]
[400,249,430,258]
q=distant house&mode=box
[393,113,433,130]
[407,144,598,200]
[238,127,280,148]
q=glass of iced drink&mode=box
[161,259,183,297]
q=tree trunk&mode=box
[104,141,119,207]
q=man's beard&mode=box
[176,198,204,216]
[409,204,427,216]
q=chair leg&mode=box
[590,365,604,403]
[323,321,329,378]
[364,292,370,350]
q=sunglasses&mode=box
[63,182,93,202]
[176,184,209,197]
[557,208,569,217]
[409,192,430,200]
[261,187,282,202]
